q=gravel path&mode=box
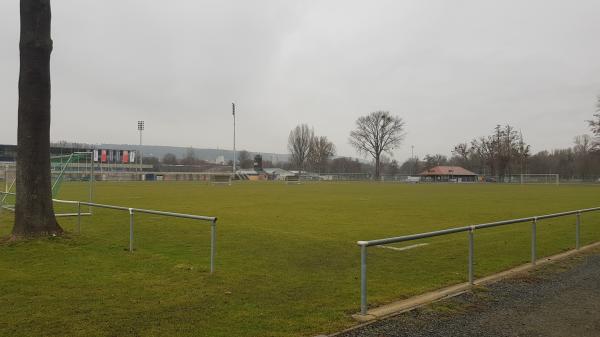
[336,248,600,337]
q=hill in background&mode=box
[100,144,290,164]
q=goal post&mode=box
[1,152,95,215]
[210,174,232,186]
[500,174,560,185]
[51,152,95,215]
[0,163,16,211]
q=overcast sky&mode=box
[1,1,599,161]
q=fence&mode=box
[306,173,415,182]
[356,206,600,315]
[0,191,218,274]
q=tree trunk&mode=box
[374,153,380,180]
[13,0,62,236]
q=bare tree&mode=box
[423,154,448,170]
[574,135,593,155]
[162,153,178,165]
[349,111,405,179]
[13,0,62,236]
[452,143,469,161]
[515,130,530,174]
[308,136,336,173]
[287,124,314,175]
[452,143,471,168]
[328,157,364,173]
[180,147,197,165]
[588,95,600,150]
[470,136,495,175]
[452,125,532,177]
[238,150,253,169]
[399,157,422,175]
[573,135,596,179]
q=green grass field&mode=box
[1,182,599,337]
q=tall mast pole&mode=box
[137,120,144,174]
[411,145,415,175]
[232,103,236,174]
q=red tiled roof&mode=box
[419,166,477,176]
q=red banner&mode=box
[101,150,107,163]
[123,151,129,163]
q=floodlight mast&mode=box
[138,120,144,173]
[232,103,236,174]
[411,145,415,175]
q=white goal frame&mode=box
[0,152,95,216]
[512,174,560,185]
[210,174,232,186]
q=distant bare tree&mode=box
[349,111,405,179]
[573,135,597,179]
[452,143,469,161]
[288,124,314,175]
[328,157,365,173]
[574,135,593,155]
[180,147,197,165]
[238,150,253,169]
[588,96,600,149]
[379,155,400,176]
[143,156,160,170]
[162,153,178,165]
[452,143,471,168]
[515,131,531,174]
[423,154,448,170]
[399,157,422,175]
[497,124,520,177]
[308,136,335,173]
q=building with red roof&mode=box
[419,166,478,182]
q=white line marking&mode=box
[377,243,429,252]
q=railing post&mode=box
[129,208,134,252]
[360,243,368,315]
[576,212,581,250]
[77,202,81,234]
[210,219,216,274]
[3,165,7,193]
[468,227,474,285]
[531,218,537,266]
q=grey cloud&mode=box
[1,0,599,161]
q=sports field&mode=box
[1,182,599,337]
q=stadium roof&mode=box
[419,166,477,176]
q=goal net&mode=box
[1,152,95,215]
[499,174,559,185]
[210,174,232,186]
[0,162,16,211]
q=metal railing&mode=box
[1,191,218,274]
[356,206,600,315]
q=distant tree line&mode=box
[396,99,600,180]
[443,124,531,178]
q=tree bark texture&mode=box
[13,0,62,236]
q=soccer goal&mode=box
[210,174,232,186]
[502,174,560,185]
[285,175,301,184]
[0,152,95,216]
[0,163,16,211]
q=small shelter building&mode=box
[419,166,478,182]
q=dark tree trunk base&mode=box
[11,226,63,239]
